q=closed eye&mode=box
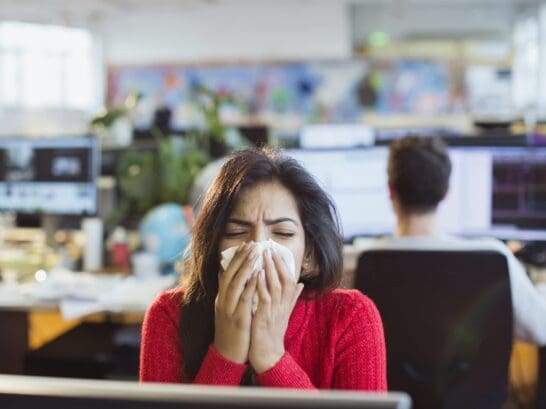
[224,231,247,238]
[274,232,295,237]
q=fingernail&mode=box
[259,269,265,280]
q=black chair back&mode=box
[355,249,513,409]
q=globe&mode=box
[139,203,190,265]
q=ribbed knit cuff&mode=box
[256,352,315,388]
[194,345,248,385]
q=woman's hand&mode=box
[249,247,304,374]
[214,242,259,364]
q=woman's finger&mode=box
[263,248,282,303]
[271,248,293,290]
[255,269,271,316]
[218,243,252,306]
[223,247,259,314]
[220,242,253,287]
[234,269,259,318]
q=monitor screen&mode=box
[286,146,546,242]
[300,124,375,149]
[0,375,411,409]
[0,136,98,216]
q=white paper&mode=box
[9,269,177,320]
[59,299,103,320]
[220,239,296,313]
[220,239,296,278]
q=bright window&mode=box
[0,21,96,110]
[512,16,539,112]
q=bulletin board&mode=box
[107,59,456,129]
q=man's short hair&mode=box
[388,136,452,214]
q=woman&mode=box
[140,148,386,390]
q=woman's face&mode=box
[219,181,306,279]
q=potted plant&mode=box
[91,93,141,147]
[111,132,209,228]
[106,86,249,227]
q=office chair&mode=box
[355,249,513,409]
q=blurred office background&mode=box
[0,1,546,408]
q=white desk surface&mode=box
[0,272,176,318]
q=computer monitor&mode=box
[0,375,411,409]
[300,124,375,149]
[286,146,546,242]
[0,136,98,215]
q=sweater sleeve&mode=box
[193,345,248,385]
[332,294,387,391]
[140,293,183,383]
[256,352,317,389]
[140,291,248,385]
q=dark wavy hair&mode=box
[388,136,452,214]
[179,148,343,384]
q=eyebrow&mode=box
[227,217,299,226]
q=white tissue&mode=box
[220,239,296,313]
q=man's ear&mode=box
[388,183,396,200]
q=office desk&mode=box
[0,268,175,375]
[0,300,56,374]
[0,300,145,375]
[539,347,546,408]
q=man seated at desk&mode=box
[367,135,546,346]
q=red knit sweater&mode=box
[140,287,387,390]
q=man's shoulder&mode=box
[365,235,511,255]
